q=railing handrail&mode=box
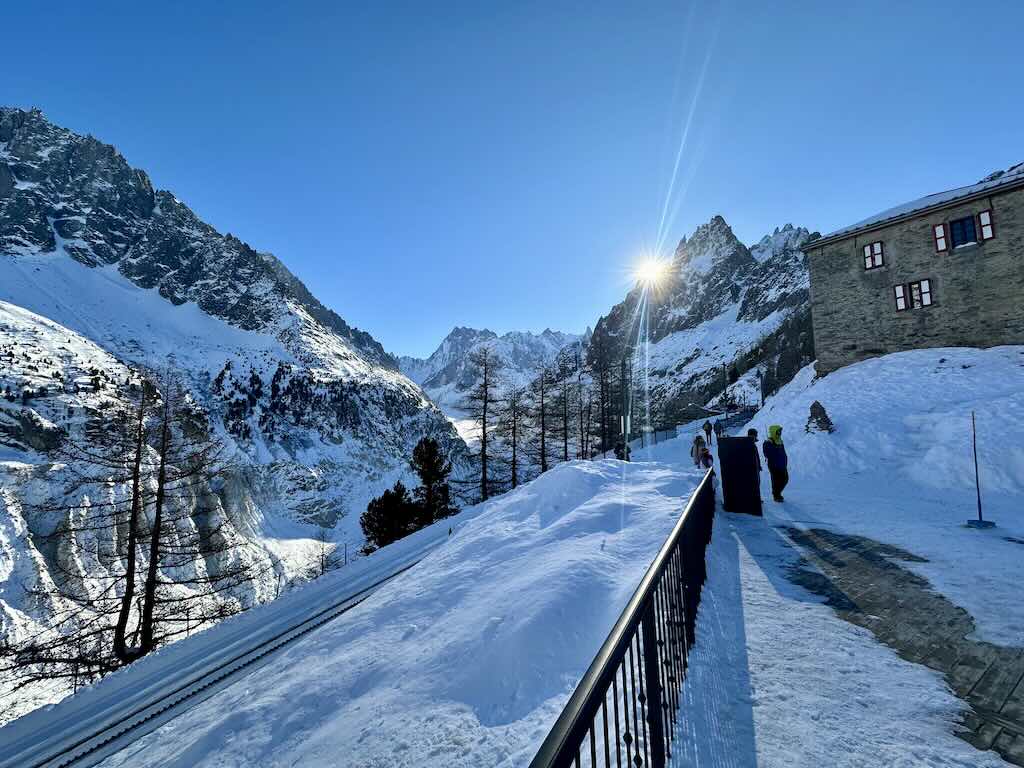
[528,469,716,767]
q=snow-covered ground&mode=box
[676,512,1007,768]
[9,346,1020,766]
[746,347,1024,645]
[91,454,705,768]
[675,346,1023,767]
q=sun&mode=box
[634,256,671,287]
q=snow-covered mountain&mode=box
[0,107,465,718]
[590,216,815,420]
[399,327,585,410]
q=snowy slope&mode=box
[399,327,584,411]
[86,455,705,768]
[0,107,466,721]
[746,346,1024,644]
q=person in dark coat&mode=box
[713,420,723,440]
[698,446,714,471]
[762,424,788,502]
[690,434,706,467]
[702,420,713,445]
[747,428,762,472]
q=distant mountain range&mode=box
[399,327,586,411]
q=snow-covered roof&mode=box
[808,162,1024,247]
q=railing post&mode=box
[641,598,666,768]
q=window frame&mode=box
[894,284,907,312]
[908,279,933,309]
[978,209,995,241]
[949,215,978,248]
[933,223,948,252]
[863,241,884,270]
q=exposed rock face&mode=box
[0,107,392,368]
[806,400,836,433]
[589,217,816,420]
[0,407,63,452]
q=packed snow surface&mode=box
[676,513,1008,768]
[747,346,1024,645]
[95,455,705,768]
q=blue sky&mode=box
[3,1,1022,357]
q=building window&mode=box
[863,241,884,269]
[894,279,933,311]
[909,279,932,308]
[894,284,907,311]
[949,216,978,248]
[933,223,948,252]
[979,209,995,240]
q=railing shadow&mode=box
[669,512,758,768]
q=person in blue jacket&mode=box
[762,424,788,502]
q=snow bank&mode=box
[96,457,705,768]
[745,347,1024,644]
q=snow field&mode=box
[91,456,705,767]
[746,347,1024,644]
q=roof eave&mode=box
[802,176,1024,252]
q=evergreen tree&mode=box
[360,481,415,554]
[409,437,457,526]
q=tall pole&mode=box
[620,356,630,443]
[972,411,983,523]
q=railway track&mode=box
[0,529,447,768]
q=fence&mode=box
[528,469,717,768]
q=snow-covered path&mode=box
[675,510,1010,768]
[92,457,705,768]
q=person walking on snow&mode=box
[698,445,714,471]
[702,420,713,445]
[690,434,706,467]
[762,425,788,502]
[713,420,724,441]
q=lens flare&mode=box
[634,256,671,287]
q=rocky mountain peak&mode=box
[672,214,753,277]
[0,106,394,369]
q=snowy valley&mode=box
[0,107,465,720]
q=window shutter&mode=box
[920,279,932,306]
[863,244,873,269]
[979,209,994,240]
[933,223,948,252]
[874,241,884,267]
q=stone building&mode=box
[802,163,1024,373]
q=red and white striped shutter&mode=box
[979,210,994,240]
[933,223,948,252]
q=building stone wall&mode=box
[806,184,1024,373]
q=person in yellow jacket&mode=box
[761,425,788,502]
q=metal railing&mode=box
[528,470,717,768]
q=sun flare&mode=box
[634,256,671,287]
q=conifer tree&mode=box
[409,437,457,525]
